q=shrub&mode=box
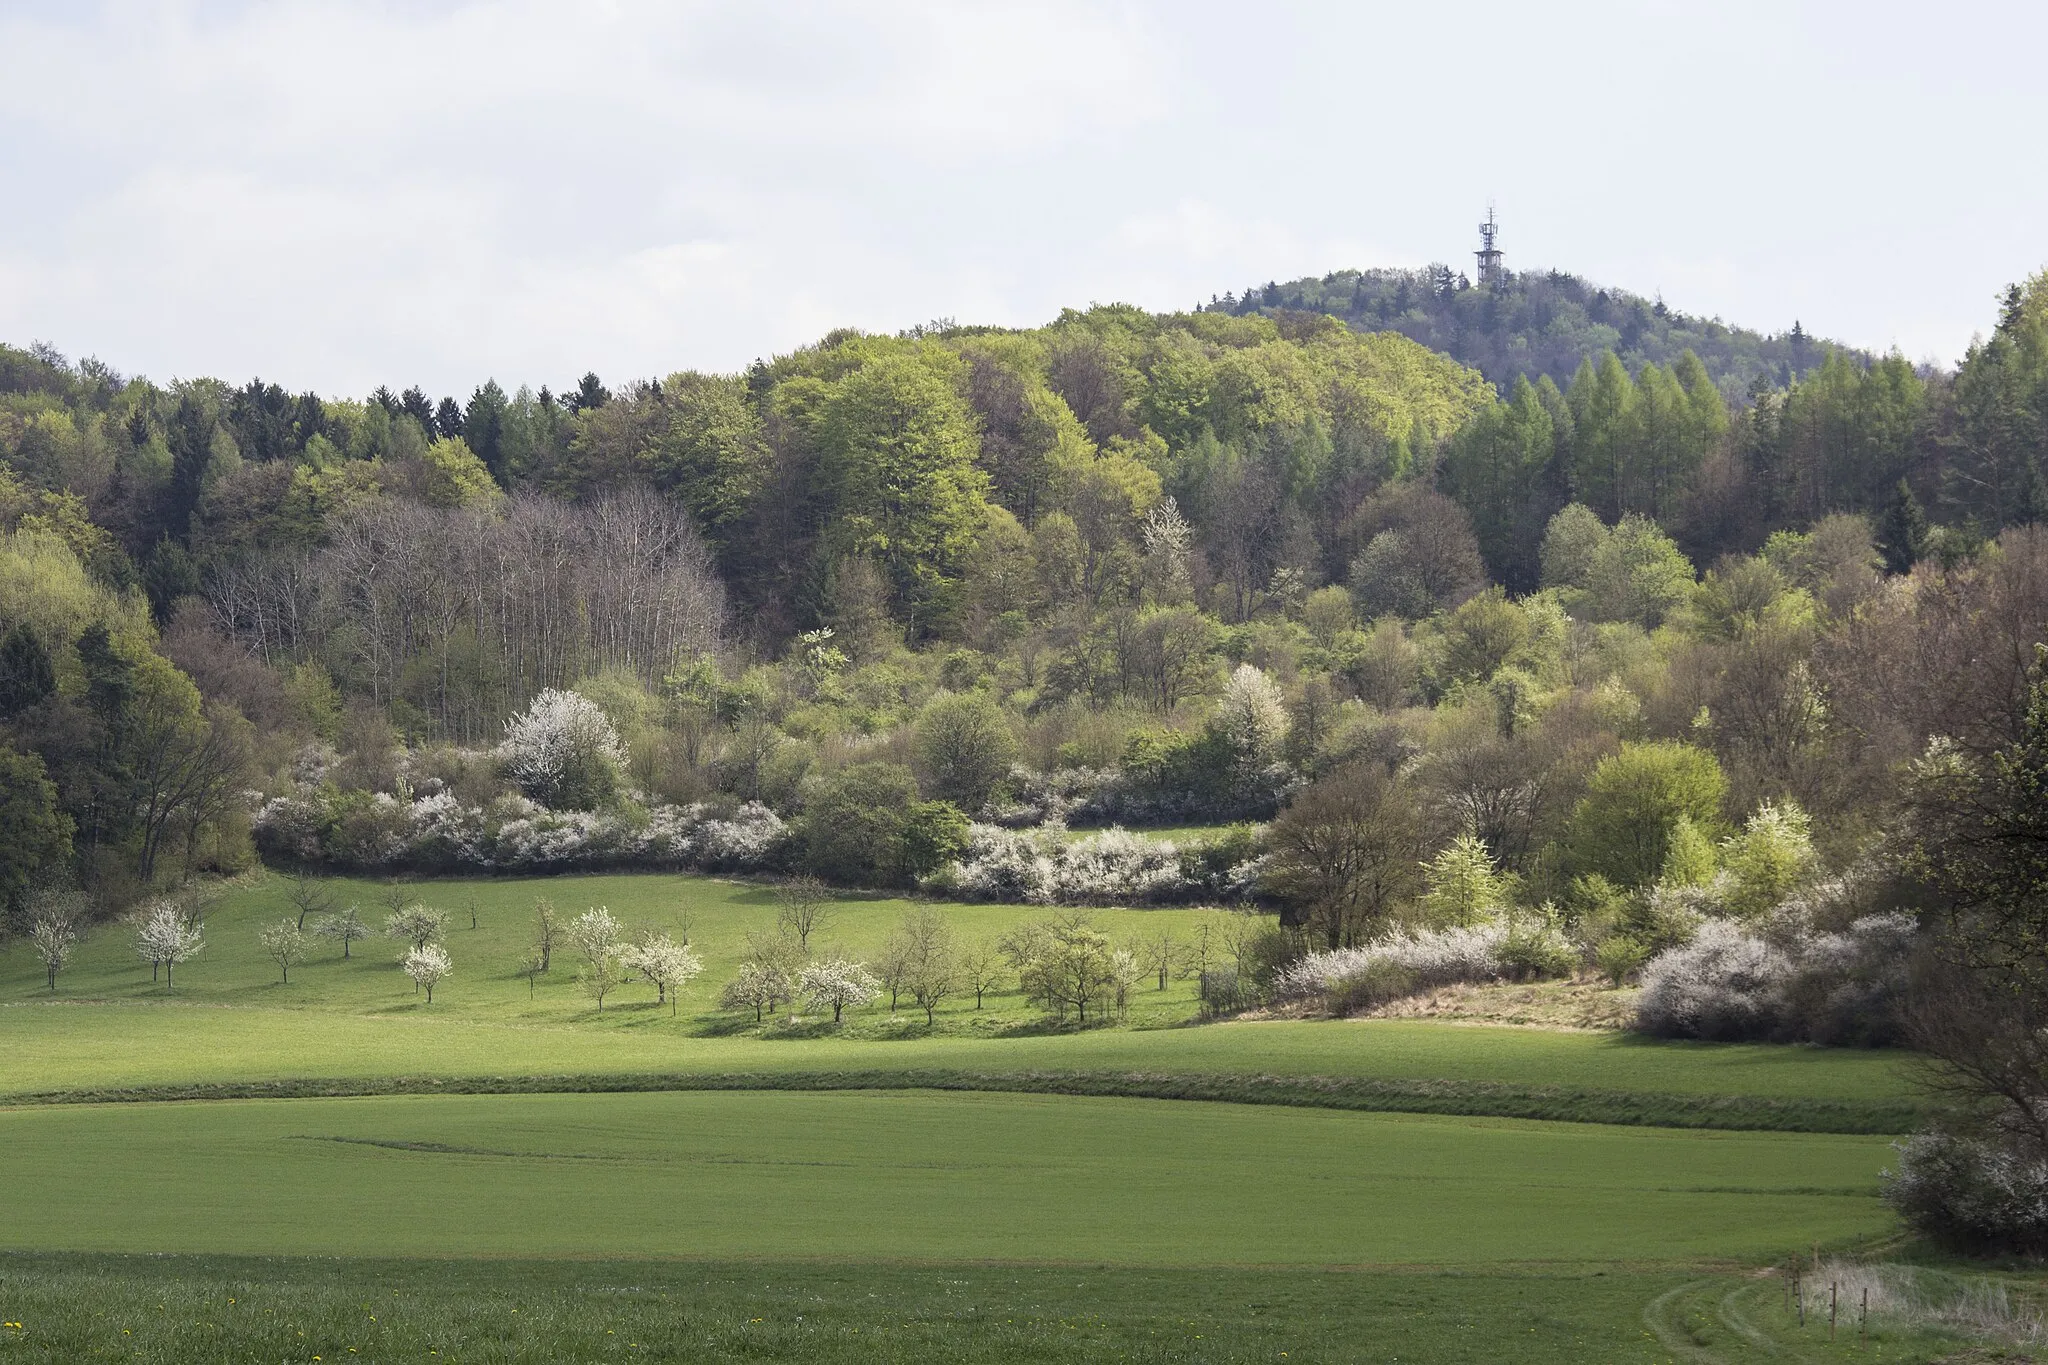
[1633,911,1914,1044]
[1886,1131,2048,1255]
[1593,934,1651,986]
[499,688,627,811]
[1274,923,1540,1015]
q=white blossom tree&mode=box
[718,962,785,1022]
[1215,662,1288,767]
[621,932,703,1015]
[798,958,880,1023]
[499,688,627,810]
[31,905,80,990]
[314,903,370,958]
[567,906,621,968]
[137,902,204,990]
[403,944,452,1003]
[259,918,307,984]
[384,904,447,952]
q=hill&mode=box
[1204,263,1860,400]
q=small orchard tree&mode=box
[1140,926,1182,991]
[580,953,623,1012]
[403,944,452,1003]
[775,875,831,954]
[1107,946,1143,1022]
[30,906,79,990]
[137,902,204,990]
[895,906,960,1026]
[314,903,369,958]
[799,958,880,1023]
[532,897,562,971]
[385,904,447,952]
[285,870,334,930]
[960,943,1006,1009]
[718,962,783,1022]
[568,906,621,968]
[259,919,307,984]
[621,932,703,1014]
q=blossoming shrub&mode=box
[930,822,1264,906]
[254,786,788,875]
[1275,923,1523,1015]
[1633,911,1914,1044]
[1886,1131,2048,1255]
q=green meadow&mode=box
[0,871,1999,1362]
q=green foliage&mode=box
[1658,815,1719,888]
[1418,834,1510,927]
[1569,742,1727,889]
[0,743,71,908]
[1719,801,1816,919]
[912,689,1018,811]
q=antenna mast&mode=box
[1475,204,1503,287]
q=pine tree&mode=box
[1877,478,1929,575]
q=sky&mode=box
[1,0,2042,399]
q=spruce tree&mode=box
[1877,478,1929,575]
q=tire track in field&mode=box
[1643,1280,1729,1364]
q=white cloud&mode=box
[0,0,2042,392]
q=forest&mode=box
[5,263,2048,1247]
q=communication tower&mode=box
[1475,205,1503,287]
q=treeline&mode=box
[1,271,2045,921]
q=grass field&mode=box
[0,1253,1990,1365]
[0,1090,1896,1263]
[0,870,1999,1362]
[0,872,1218,1030]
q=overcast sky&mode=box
[1,1,2041,398]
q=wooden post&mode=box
[1830,1282,1838,1340]
[1796,1273,1804,1327]
[1861,1286,1868,1347]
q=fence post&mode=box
[1861,1285,1868,1347]
[1830,1282,1838,1340]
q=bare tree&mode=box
[893,907,961,1025]
[286,871,334,930]
[775,876,831,954]
[532,898,561,972]
[960,944,1007,1009]
[1264,761,1425,949]
[1140,926,1183,991]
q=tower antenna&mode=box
[1475,204,1503,287]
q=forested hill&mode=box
[1203,266,1858,399]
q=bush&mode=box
[1633,911,1914,1044]
[499,689,627,811]
[1274,922,1557,1015]
[1886,1131,2048,1255]
[934,823,1262,907]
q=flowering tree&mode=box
[1215,663,1288,767]
[718,962,786,1021]
[384,904,447,952]
[259,919,307,984]
[30,906,79,990]
[314,904,370,958]
[403,944,452,1003]
[568,906,621,967]
[621,932,703,1014]
[499,688,627,811]
[137,902,204,989]
[799,958,880,1023]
